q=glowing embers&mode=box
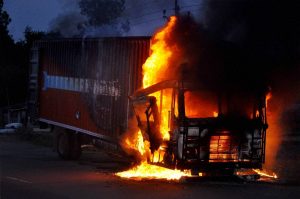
[235,169,278,181]
[184,90,218,118]
[209,134,239,162]
[253,169,278,179]
[116,162,191,180]
[213,111,219,117]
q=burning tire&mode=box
[55,128,81,160]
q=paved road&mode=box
[1,134,300,199]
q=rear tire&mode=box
[57,131,71,159]
[55,127,81,160]
[69,132,82,160]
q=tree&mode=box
[0,0,14,108]
[0,0,11,36]
[79,0,125,27]
[0,5,45,109]
[0,0,13,63]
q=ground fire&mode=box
[116,15,277,180]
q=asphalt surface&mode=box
[1,134,300,199]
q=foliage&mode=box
[0,0,13,64]
[0,1,45,108]
[79,0,125,27]
[0,0,15,107]
[0,0,11,37]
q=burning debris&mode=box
[253,169,277,179]
[116,162,191,180]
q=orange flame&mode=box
[122,130,150,158]
[253,169,278,179]
[266,92,272,108]
[116,162,191,180]
[142,16,178,141]
[116,16,193,180]
[264,90,281,171]
[213,111,218,117]
[117,126,191,180]
[143,16,177,88]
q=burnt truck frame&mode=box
[131,80,268,173]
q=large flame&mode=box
[142,16,177,88]
[116,16,192,180]
[116,162,191,180]
[142,16,178,141]
[117,129,192,180]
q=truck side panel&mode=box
[35,38,150,140]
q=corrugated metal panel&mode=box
[36,37,150,139]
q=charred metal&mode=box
[131,80,268,173]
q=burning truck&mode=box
[28,16,274,179]
[130,79,268,174]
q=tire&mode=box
[57,131,71,159]
[69,132,82,160]
[55,127,81,160]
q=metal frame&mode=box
[133,80,266,170]
[39,118,117,143]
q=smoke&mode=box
[123,0,204,36]
[48,0,85,37]
[201,0,300,72]
[123,0,171,36]
[200,0,300,172]
[138,0,300,171]
[49,11,87,37]
[48,0,206,37]
[48,0,127,37]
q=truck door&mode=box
[132,96,161,152]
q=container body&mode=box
[33,37,150,140]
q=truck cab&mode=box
[131,80,268,173]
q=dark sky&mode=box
[4,0,62,41]
[3,0,202,41]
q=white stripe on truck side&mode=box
[42,71,121,100]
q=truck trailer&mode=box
[28,37,150,159]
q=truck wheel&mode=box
[57,131,72,160]
[55,128,82,160]
[69,132,82,160]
